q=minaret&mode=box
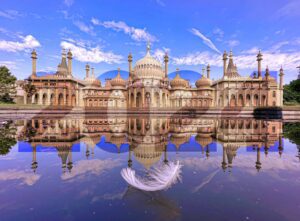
[255,147,262,172]
[67,150,73,172]
[221,146,227,172]
[279,66,284,90]
[257,50,263,78]
[265,66,270,81]
[128,53,133,76]
[223,51,228,77]
[31,145,38,173]
[206,64,210,79]
[31,49,37,77]
[91,67,95,78]
[85,64,90,78]
[67,49,72,76]
[164,52,169,78]
[278,134,283,157]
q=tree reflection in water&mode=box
[0,120,16,155]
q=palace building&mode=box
[23,45,284,109]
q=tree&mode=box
[23,81,37,103]
[0,121,17,155]
[283,79,300,104]
[0,66,17,103]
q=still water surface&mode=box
[0,116,300,221]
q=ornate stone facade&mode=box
[24,46,284,109]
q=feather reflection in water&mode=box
[121,161,182,191]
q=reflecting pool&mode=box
[0,116,300,221]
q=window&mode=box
[273,91,276,97]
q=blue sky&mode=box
[0,0,300,83]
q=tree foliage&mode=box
[23,82,37,98]
[283,122,300,145]
[0,121,17,155]
[0,66,17,103]
[283,79,300,104]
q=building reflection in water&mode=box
[17,116,284,174]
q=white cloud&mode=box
[91,18,157,42]
[276,1,300,18]
[0,61,18,70]
[60,39,123,64]
[213,28,224,41]
[227,40,240,48]
[0,169,41,186]
[0,10,23,19]
[64,0,74,7]
[153,47,170,63]
[172,49,300,72]
[61,159,121,181]
[73,21,95,35]
[0,35,41,52]
[190,28,221,54]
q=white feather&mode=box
[121,161,182,191]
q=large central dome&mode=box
[133,44,165,79]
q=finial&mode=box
[229,50,233,57]
[147,41,151,52]
[117,67,121,76]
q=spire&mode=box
[117,67,121,77]
[207,64,210,79]
[146,41,151,56]
[225,50,240,78]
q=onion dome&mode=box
[133,145,163,169]
[110,68,126,88]
[263,66,276,82]
[133,43,164,79]
[196,75,212,88]
[195,134,212,147]
[170,69,189,89]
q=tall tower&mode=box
[206,64,210,79]
[67,49,72,76]
[164,52,169,78]
[31,49,37,77]
[279,66,284,90]
[91,67,95,78]
[85,64,90,78]
[223,51,228,77]
[128,53,133,77]
[257,50,263,78]
[265,66,270,81]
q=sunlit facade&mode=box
[23,46,284,109]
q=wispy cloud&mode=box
[190,28,221,54]
[0,10,23,19]
[276,1,300,18]
[0,35,41,52]
[153,47,170,63]
[172,47,300,72]
[156,0,166,7]
[64,0,74,7]
[60,38,123,64]
[0,169,41,186]
[91,18,157,42]
[73,21,95,35]
[213,27,224,41]
[0,61,18,70]
[227,40,240,48]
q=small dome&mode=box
[196,75,211,88]
[133,145,163,169]
[110,69,126,88]
[170,71,189,89]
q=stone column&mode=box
[142,87,145,108]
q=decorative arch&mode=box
[42,93,47,105]
[253,94,259,107]
[246,94,251,107]
[230,94,236,107]
[58,93,64,106]
[136,92,142,108]
[71,95,76,106]
[238,94,244,107]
